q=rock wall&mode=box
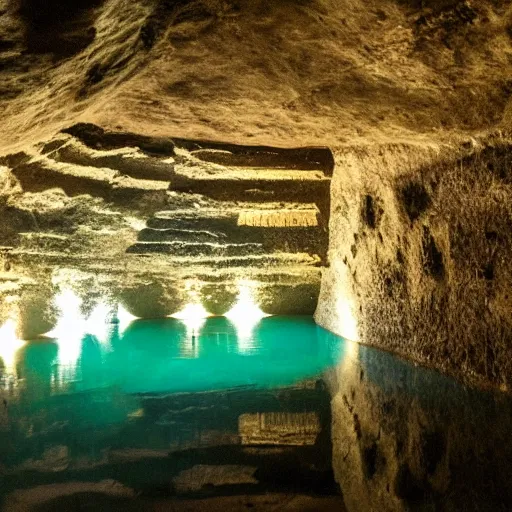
[315,136,512,389]
[0,127,332,336]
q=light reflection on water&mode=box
[0,316,342,474]
[0,316,343,396]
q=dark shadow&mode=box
[17,0,104,60]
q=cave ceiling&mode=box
[0,0,510,152]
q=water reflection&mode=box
[3,314,510,511]
[239,412,321,446]
[331,336,512,512]
[0,319,25,386]
[15,316,342,395]
[225,281,269,353]
[0,317,339,508]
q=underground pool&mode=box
[1,316,512,511]
[0,316,345,511]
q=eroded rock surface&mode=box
[0,0,511,153]
[0,125,331,331]
[315,135,512,389]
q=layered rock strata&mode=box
[0,124,332,337]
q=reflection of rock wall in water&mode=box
[239,412,320,446]
[330,339,512,511]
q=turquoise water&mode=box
[7,316,344,395]
[0,316,343,474]
[2,316,512,510]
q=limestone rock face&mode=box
[0,126,331,327]
[315,136,512,389]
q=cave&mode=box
[1,0,512,511]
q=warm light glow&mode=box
[46,290,116,343]
[46,289,117,385]
[172,280,211,331]
[0,319,25,379]
[46,289,83,383]
[172,303,209,356]
[172,280,212,322]
[117,304,137,334]
[86,301,113,345]
[345,338,359,361]
[172,302,210,322]
[336,296,359,342]
[171,281,212,357]
[45,289,82,338]
[226,282,269,353]
[226,284,268,323]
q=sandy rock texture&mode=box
[316,135,512,389]
[0,0,511,153]
[0,126,330,332]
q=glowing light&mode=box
[172,280,212,358]
[172,303,209,357]
[117,304,137,334]
[46,289,83,383]
[226,285,268,323]
[86,301,113,346]
[45,289,82,338]
[225,282,269,353]
[0,319,24,379]
[172,302,210,322]
[46,289,117,386]
[336,296,359,342]
[345,339,359,361]
[46,290,116,343]
[172,280,212,356]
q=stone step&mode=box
[126,241,265,257]
[169,175,330,206]
[138,224,324,242]
[62,123,176,157]
[125,251,322,268]
[45,140,330,184]
[6,249,324,276]
[137,226,326,258]
[174,164,328,181]
[172,138,334,174]
[137,227,224,244]
[9,157,169,205]
[9,153,330,216]
[141,207,327,260]
[46,141,174,182]
[148,208,322,229]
